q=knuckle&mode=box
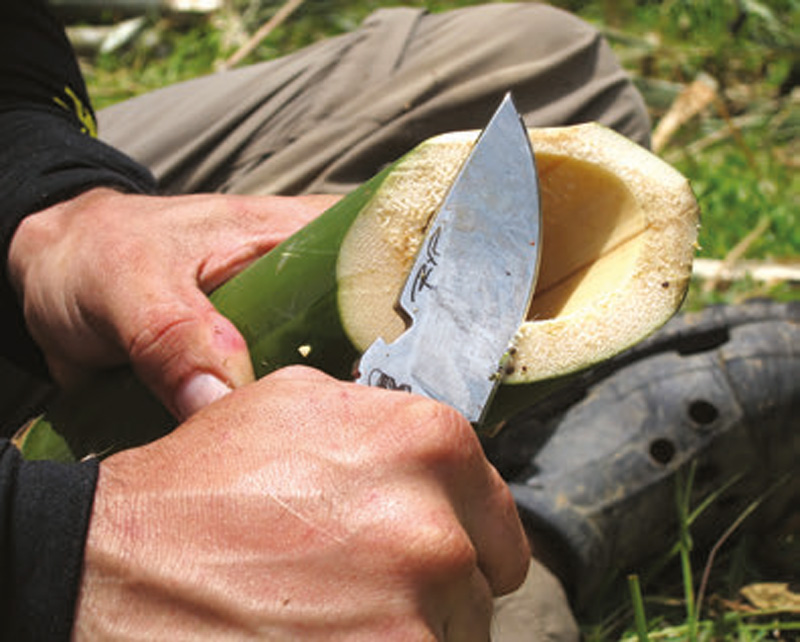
[395,517,478,583]
[268,364,330,382]
[400,398,478,463]
[12,211,48,250]
[207,194,260,228]
[208,195,244,223]
[126,305,197,370]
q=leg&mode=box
[98,4,650,196]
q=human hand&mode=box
[8,187,339,419]
[73,366,529,640]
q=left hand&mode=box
[8,187,339,419]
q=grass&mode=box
[582,465,800,641]
[72,1,800,639]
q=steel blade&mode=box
[356,93,542,424]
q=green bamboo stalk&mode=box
[209,164,388,380]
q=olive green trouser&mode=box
[97,4,652,640]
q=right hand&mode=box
[73,366,529,641]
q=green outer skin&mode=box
[210,166,389,380]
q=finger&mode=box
[468,468,531,597]
[122,292,255,420]
[420,410,529,597]
[441,567,494,642]
[265,364,337,384]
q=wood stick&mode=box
[652,73,718,154]
[219,0,305,71]
[702,216,772,292]
[693,258,800,285]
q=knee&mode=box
[462,3,605,56]
[473,3,652,147]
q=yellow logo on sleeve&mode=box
[53,86,98,138]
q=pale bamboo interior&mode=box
[337,124,697,383]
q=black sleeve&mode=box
[0,441,99,640]
[0,3,148,638]
[0,0,157,371]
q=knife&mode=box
[355,93,542,427]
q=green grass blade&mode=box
[628,574,651,642]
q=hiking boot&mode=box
[484,299,800,605]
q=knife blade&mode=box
[355,93,542,426]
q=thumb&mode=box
[127,297,256,421]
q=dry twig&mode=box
[693,258,800,285]
[218,0,305,71]
[701,216,772,293]
[652,73,719,154]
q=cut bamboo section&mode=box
[21,123,699,460]
[335,124,699,425]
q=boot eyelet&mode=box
[649,438,676,466]
[688,399,719,428]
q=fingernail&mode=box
[175,373,232,419]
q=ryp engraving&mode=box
[410,225,442,303]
